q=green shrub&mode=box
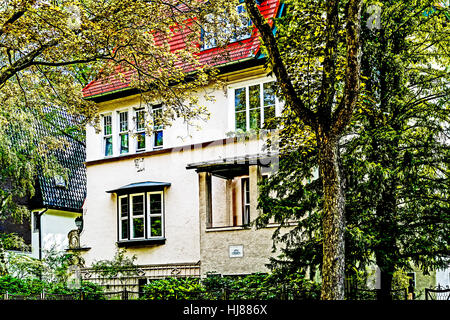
[142,277,206,300]
[0,275,104,299]
[141,272,321,300]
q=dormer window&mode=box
[201,1,252,51]
[54,175,67,188]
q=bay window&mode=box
[118,191,165,244]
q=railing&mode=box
[80,262,201,292]
[3,291,80,300]
[425,285,450,300]
[347,288,408,300]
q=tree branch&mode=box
[243,0,317,129]
[330,0,362,137]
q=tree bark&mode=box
[377,267,394,301]
[0,239,8,276]
[318,133,346,300]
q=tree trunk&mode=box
[0,238,8,276]
[377,268,394,301]
[318,135,346,300]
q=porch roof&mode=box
[106,181,171,194]
[186,153,277,179]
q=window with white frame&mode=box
[234,81,277,131]
[119,195,129,239]
[148,192,163,237]
[118,191,165,242]
[241,177,250,226]
[103,114,113,156]
[131,193,145,239]
[201,1,252,50]
[135,109,146,152]
[118,111,129,154]
[151,105,164,149]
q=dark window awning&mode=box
[106,181,171,194]
[186,153,277,179]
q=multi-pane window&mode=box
[135,109,146,152]
[234,81,277,131]
[201,1,251,50]
[235,3,252,41]
[118,111,129,154]
[103,114,113,156]
[152,105,163,149]
[118,191,165,241]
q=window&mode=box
[54,175,66,188]
[131,193,145,239]
[152,105,164,149]
[234,81,277,131]
[234,3,252,41]
[33,212,40,233]
[119,195,129,240]
[135,109,146,152]
[103,114,113,156]
[118,191,165,242]
[148,192,163,237]
[201,1,252,50]
[118,111,129,154]
[241,178,250,226]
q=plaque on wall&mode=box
[229,245,244,258]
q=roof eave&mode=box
[83,55,266,103]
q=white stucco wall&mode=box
[436,267,450,287]
[31,209,80,259]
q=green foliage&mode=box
[0,274,103,298]
[142,277,206,300]
[257,0,449,298]
[5,247,84,285]
[90,248,140,284]
[142,272,321,300]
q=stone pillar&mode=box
[198,172,212,229]
[249,165,262,224]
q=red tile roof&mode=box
[82,0,280,99]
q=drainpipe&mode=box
[36,208,48,260]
